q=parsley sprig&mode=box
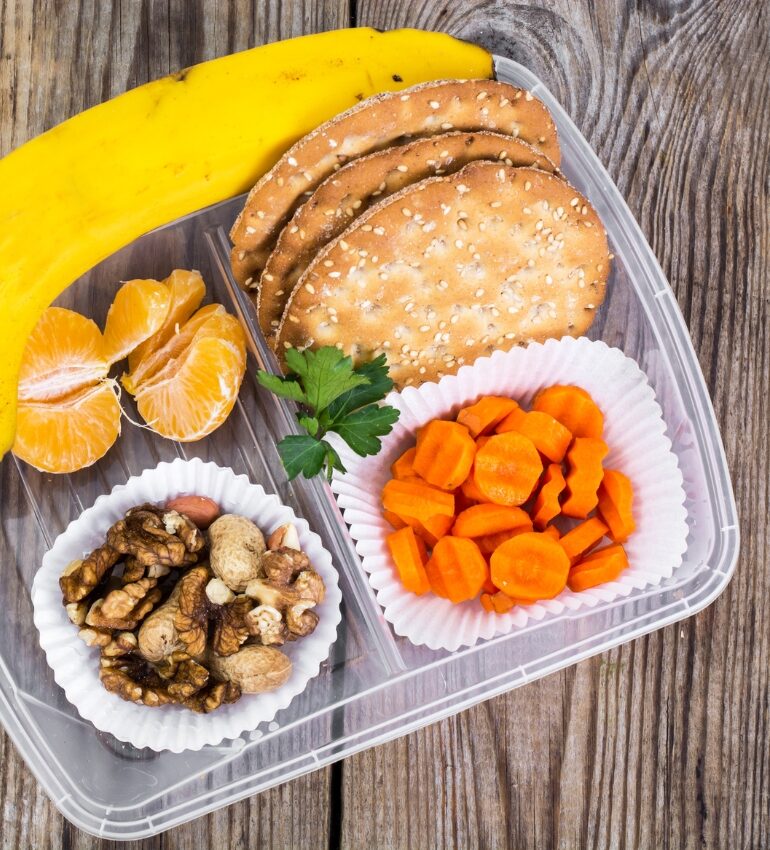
[257,347,400,481]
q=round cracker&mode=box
[230,79,560,285]
[257,131,556,340]
[276,163,609,388]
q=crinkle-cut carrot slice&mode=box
[452,503,531,538]
[457,396,519,437]
[381,479,455,525]
[568,544,629,592]
[561,437,608,518]
[559,517,608,563]
[532,463,567,529]
[425,536,488,603]
[475,525,534,556]
[497,409,572,463]
[391,446,421,481]
[474,431,543,506]
[490,531,569,602]
[382,508,452,547]
[541,525,561,540]
[532,384,604,439]
[413,419,476,490]
[480,591,516,613]
[386,527,430,595]
[597,469,636,543]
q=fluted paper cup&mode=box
[331,337,687,652]
[32,458,342,752]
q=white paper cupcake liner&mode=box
[32,458,342,752]
[331,337,687,651]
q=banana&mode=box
[0,28,492,456]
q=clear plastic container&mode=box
[0,56,738,839]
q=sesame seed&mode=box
[256,210,266,219]
[404,301,414,312]
[419,366,426,374]
[505,332,516,339]
[525,91,533,101]
[373,226,386,236]
[275,289,283,297]
[429,100,440,108]
[353,199,362,209]
[527,259,535,267]
[330,315,338,323]
[455,239,464,249]
[581,205,588,215]
[400,94,410,101]
[475,288,485,297]
[438,320,447,330]
[396,164,409,173]
[402,208,412,217]
[329,271,341,278]
[276,177,284,187]
[245,226,256,235]
[500,97,510,107]
[524,181,532,191]
[323,259,334,267]
[535,220,544,231]
[441,122,454,130]
[361,224,373,232]
[523,207,532,215]
[289,314,300,323]
[490,200,502,208]
[287,156,298,166]
[545,275,553,284]
[457,219,468,230]
[419,324,430,332]
[440,150,449,158]
[290,225,299,234]
[450,314,459,324]
[263,273,274,281]
[340,240,349,250]
[476,91,488,100]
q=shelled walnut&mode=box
[60,502,325,713]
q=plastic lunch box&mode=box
[0,55,739,839]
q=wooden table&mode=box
[1,1,767,847]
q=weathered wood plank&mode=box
[340,1,769,848]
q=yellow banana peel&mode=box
[0,28,492,457]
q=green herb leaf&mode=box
[284,347,370,412]
[330,403,400,456]
[327,354,394,421]
[256,370,306,404]
[277,435,328,480]
[323,442,346,481]
[260,346,400,482]
[297,414,319,436]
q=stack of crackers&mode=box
[231,79,610,387]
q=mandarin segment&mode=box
[12,381,121,473]
[17,307,109,402]
[127,270,206,372]
[102,279,171,364]
[134,334,246,442]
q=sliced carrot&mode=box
[494,405,526,434]
[381,479,455,525]
[414,513,454,548]
[490,531,569,602]
[457,396,519,437]
[532,385,604,439]
[561,437,609,518]
[597,469,635,543]
[476,525,534,556]
[383,510,408,530]
[541,525,561,540]
[480,591,516,613]
[425,536,488,603]
[497,409,572,463]
[460,472,490,504]
[391,446,421,482]
[452,504,531,537]
[568,544,628,592]
[532,463,566,529]
[413,419,477,491]
[559,517,608,563]
[474,432,543,507]
[386,527,430,595]
[382,507,452,547]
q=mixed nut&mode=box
[59,498,325,713]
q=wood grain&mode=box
[1,1,768,849]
